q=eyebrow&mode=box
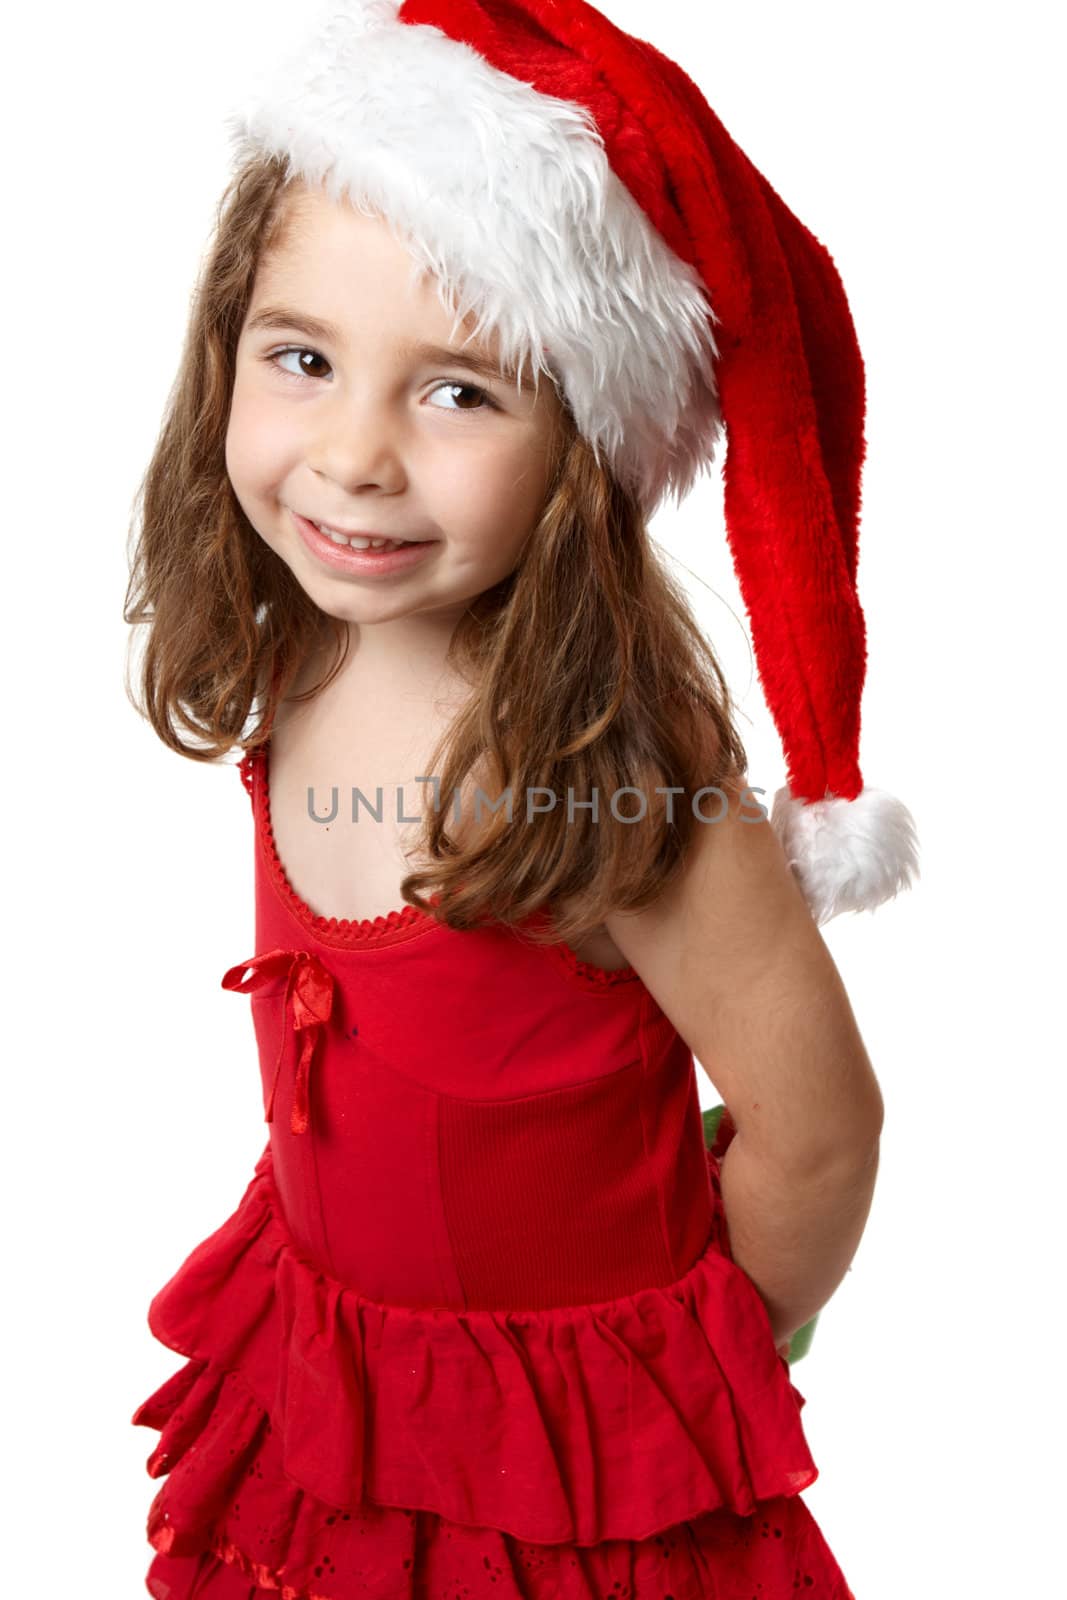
[243,305,535,390]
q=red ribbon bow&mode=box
[221,949,336,1135]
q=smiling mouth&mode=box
[304,517,420,551]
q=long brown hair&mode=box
[124,153,749,949]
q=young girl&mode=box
[127,2,919,1596]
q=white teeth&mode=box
[313,521,408,552]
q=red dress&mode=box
[131,739,856,1599]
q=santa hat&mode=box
[225,0,920,926]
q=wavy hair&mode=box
[124,153,749,950]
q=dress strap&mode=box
[237,748,257,805]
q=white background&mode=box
[4,0,1063,1594]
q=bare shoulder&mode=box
[604,776,885,1170]
[606,777,814,984]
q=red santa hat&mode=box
[225,0,920,926]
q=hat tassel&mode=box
[770,786,920,927]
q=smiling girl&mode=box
[125,3,918,1597]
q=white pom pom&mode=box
[770,786,920,926]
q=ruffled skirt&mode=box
[132,1136,854,1598]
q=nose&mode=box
[307,387,406,494]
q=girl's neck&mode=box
[278,616,476,750]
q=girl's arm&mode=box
[716,1115,879,1349]
[604,781,884,1345]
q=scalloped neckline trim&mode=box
[244,739,638,981]
[251,740,439,949]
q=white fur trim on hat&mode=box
[770,786,920,926]
[224,0,722,514]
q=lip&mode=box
[291,511,439,577]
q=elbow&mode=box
[858,1074,886,1148]
[780,1122,882,1185]
[728,1123,882,1199]
[815,1052,886,1172]
[765,1089,884,1182]
[822,1089,884,1174]
[825,1113,883,1173]
[734,1114,882,1185]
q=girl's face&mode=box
[226,182,565,636]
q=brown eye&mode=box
[267,347,332,381]
[427,381,496,414]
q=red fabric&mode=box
[399,0,868,805]
[221,949,336,1134]
[131,744,855,1598]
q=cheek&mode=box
[436,440,549,542]
[225,413,291,556]
[225,386,291,494]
